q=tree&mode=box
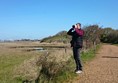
[84,24,102,49]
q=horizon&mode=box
[0,0,118,40]
[0,26,117,41]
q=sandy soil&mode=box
[73,44,118,83]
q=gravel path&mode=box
[73,44,118,83]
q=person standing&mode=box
[67,23,84,74]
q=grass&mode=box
[0,55,31,83]
[34,44,101,83]
[82,50,95,61]
[0,56,34,83]
[55,44,101,83]
[112,43,118,46]
[0,42,101,83]
[0,43,42,83]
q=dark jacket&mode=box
[67,28,84,48]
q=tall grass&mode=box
[14,48,73,83]
[0,43,43,83]
[36,49,74,83]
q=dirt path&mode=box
[73,44,118,83]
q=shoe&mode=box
[75,70,82,74]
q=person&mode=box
[67,23,84,74]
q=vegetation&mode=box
[0,24,117,83]
[100,28,118,44]
[41,24,118,47]
[0,43,41,83]
[0,42,100,83]
[36,45,101,83]
[40,31,71,43]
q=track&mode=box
[73,44,118,83]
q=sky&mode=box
[0,0,118,40]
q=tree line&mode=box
[40,24,118,46]
[83,25,118,49]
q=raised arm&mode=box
[67,28,74,36]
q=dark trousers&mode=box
[73,47,82,70]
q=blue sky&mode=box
[0,0,118,40]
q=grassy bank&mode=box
[81,44,101,62]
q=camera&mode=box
[72,25,75,28]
